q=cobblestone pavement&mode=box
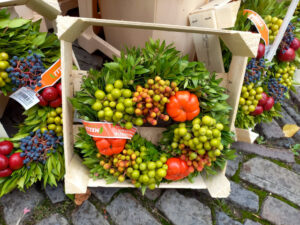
[1,47,300,225]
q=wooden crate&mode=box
[57,16,260,197]
[235,0,299,143]
[0,0,61,21]
[100,0,209,60]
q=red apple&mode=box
[9,153,24,170]
[0,141,13,155]
[0,168,12,177]
[251,105,264,116]
[256,43,265,59]
[42,87,58,101]
[258,92,268,106]
[56,83,62,96]
[277,47,296,62]
[263,97,275,111]
[290,38,300,51]
[38,95,48,107]
[49,97,62,108]
[0,154,9,170]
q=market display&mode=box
[72,39,235,192]
[0,0,299,198]
[0,9,63,197]
[225,0,300,129]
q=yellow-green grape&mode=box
[0,52,10,87]
[45,107,63,136]
[93,80,136,129]
[264,15,283,44]
[239,84,263,115]
[275,63,296,89]
[172,116,224,161]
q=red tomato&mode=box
[95,138,126,156]
[0,141,13,155]
[0,168,12,177]
[166,91,200,122]
[9,153,24,170]
[165,158,190,181]
[0,154,9,170]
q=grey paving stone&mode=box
[231,142,295,163]
[261,196,300,225]
[215,211,242,225]
[255,120,295,148]
[292,163,300,174]
[227,181,259,212]
[107,193,160,225]
[0,186,44,225]
[275,108,300,142]
[73,41,104,71]
[256,120,284,139]
[36,213,69,225]
[289,88,300,111]
[156,190,212,225]
[240,157,300,206]
[244,219,261,225]
[72,200,109,225]
[45,182,66,204]
[225,153,243,177]
[144,189,161,200]
[90,187,119,204]
[282,102,300,125]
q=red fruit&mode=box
[251,105,264,116]
[9,153,24,170]
[278,47,296,62]
[0,141,13,155]
[56,83,62,96]
[256,43,265,59]
[165,158,190,181]
[0,168,12,177]
[264,97,275,111]
[290,38,300,51]
[258,92,268,106]
[49,97,62,108]
[42,87,58,101]
[0,154,9,170]
[38,95,48,107]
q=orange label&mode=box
[82,121,137,139]
[35,59,61,92]
[243,9,269,46]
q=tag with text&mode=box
[243,9,269,46]
[82,121,137,139]
[10,87,39,110]
[35,59,61,92]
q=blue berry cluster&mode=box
[267,78,287,103]
[20,129,63,169]
[244,58,266,85]
[279,23,296,53]
[7,50,46,91]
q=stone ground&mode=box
[1,44,300,225]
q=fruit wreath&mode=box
[71,39,236,193]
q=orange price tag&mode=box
[243,9,269,46]
[82,121,137,139]
[35,59,61,93]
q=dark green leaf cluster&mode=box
[0,106,65,197]
[0,9,60,67]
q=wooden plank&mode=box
[235,128,259,143]
[227,56,248,131]
[0,94,9,119]
[265,0,300,61]
[189,9,225,73]
[56,16,260,58]
[61,40,74,168]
